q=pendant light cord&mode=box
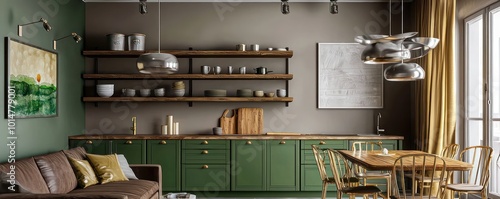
[158,0,161,53]
[389,0,391,36]
[400,0,403,64]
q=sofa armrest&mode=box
[0,193,128,199]
[129,164,162,196]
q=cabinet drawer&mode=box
[182,164,229,191]
[182,140,229,149]
[182,149,229,164]
[301,140,347,150]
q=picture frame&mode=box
[4,37,58,118]
[317,43,383,109]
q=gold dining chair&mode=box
[326,148,381,199]
[312,145,359,199]
[351,141,391,198]
[411,144,460,191]
[392,154,448,199]
[445,146,494,199]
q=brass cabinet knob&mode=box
[202,165,209,169]
[159,140,167,145]
[319,141,326,145]
[279,140,286,144]
[202,140,209,145]
[125,140,133,144]
[85,140,93,144]
[246,141,252,145]
[202,150,209,154]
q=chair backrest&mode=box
[457,146,494,187]
[392,154,447,199]
[440,143,459,159]
[351,141,383,152]
[326,149,352,190]
[311,145,329,181]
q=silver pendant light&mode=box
[136,0,178,74]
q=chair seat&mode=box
[325,177,360,184]
[341,185,381,194]
[446,184,484,191]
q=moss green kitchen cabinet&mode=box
[231,140,266,191]
[181,140,230,191]
[69,139,108,155]
[147,140,180,192]
[266,140,300,191]
[111,139,146,164]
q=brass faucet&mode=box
[130,116,137,135]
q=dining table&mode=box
[337,150,473,171]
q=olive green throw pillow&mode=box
[86,154,129,184]
[68,157,99,188]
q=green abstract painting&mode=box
[5,38,58,118]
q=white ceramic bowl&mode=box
[140,89,151,97]
[96,84,114,98]
[171,89,185,97]
[97,89,113,98]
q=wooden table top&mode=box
[337,150,473,171]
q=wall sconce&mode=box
[330,0,338,14]
[18,18,52,37]
[53,33,82,50]
[139,0,147,14]
[281,0,290,14]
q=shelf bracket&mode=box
[285,47,290,107]
[188,47,194,107]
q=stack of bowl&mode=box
[171,81,185,97]
[96,84,114,98]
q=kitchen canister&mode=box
[107,33,125,51]
[127,33,145,51]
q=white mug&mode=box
[239,66,246,74]
[201,65,211,74]
[228,66,233,74]
[214,66,221,74]
[277,89,286,97]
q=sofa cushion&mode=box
[0,157,50,193]
[68,158,99,188]
[0,172,30,193]
[62,147,87,160]
[34,151,78,193]
[86,154,128,184]
[117,154,138,180]
[69,179,158,199]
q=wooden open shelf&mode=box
[82,50,293,58]
[83,97,293,103]
[82,74,293,80]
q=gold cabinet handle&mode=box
[159,140,167,145]
[85,140,93,144]
[202,150,208,154]
[202,140,209,145]
[246,141,252,145]
[319,141,326,145]
[125,140,133,144]
[202,165,209,169]
[279,140,286,144]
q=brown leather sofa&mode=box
[0,147,162,199]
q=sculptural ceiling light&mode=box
[136,0,178,74]
[354,0,439,81]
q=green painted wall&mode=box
[0,0,85,162]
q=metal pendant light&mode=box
[136,0,178,74]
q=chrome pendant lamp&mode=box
[136,0,178,74]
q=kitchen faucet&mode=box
[377,113,385,135]
[131,116,137,135]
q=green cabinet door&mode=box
[301,164,338,191]
[69,139,109,155]
[231,140,266,191]
[266,140,300,191]
[111,140,146,164]
[147,140,180,192]
[182,164,230,191]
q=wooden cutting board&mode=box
[237,108,263,134]
[219,109,236,135]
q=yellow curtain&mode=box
[414,0,456,155]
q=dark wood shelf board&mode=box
[82,50,293,58]
[82,73,293,80]
[83,97,293,102]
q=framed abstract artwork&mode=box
[317,43,383,109]
[4,37,58,118]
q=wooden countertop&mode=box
[69,134,404,140]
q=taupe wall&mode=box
[84,3,412,139]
